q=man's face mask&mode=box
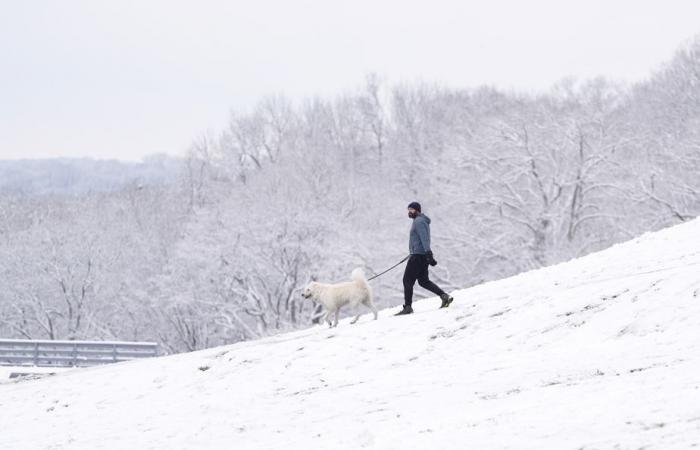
[408,209,418,219]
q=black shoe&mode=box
[439,294,454,308]
[394,305,414,316]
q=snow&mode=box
[0,366,74,382]
[2,220,700,449]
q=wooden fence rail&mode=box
[0,339,159,368]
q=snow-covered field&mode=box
[2,220,700,449]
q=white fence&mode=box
[0,339,159,368]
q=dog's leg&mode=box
[350,303,361,324]
[364,298,379,320]
[370,303,378,320]
[333,309,340,327]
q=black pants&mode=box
[403,254,446,307]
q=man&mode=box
[395,202,453,315]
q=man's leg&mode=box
[402,256,421,307]
[416,258,447,297]
[416,258,453,307]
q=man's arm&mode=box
[417,219,437,265]
[416,220,431,253]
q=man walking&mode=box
[395,202,453,315]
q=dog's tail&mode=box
[352,268,372,295]
[351,267,367,283]
[352,268,373,305]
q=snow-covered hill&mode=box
[2,219,700,449]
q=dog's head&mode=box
[301,282,316,299]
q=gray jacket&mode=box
[409,214,431,255]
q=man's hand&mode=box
[426,251,438,266]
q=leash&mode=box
[367,255,410,281]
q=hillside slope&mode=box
[2,220,700,449]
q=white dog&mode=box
[302,268,378,327]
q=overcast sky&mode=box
[1,0,699,161]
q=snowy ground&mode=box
[0,366,73,383]
[2,220,700,449]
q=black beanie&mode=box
[407,201,421,212]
